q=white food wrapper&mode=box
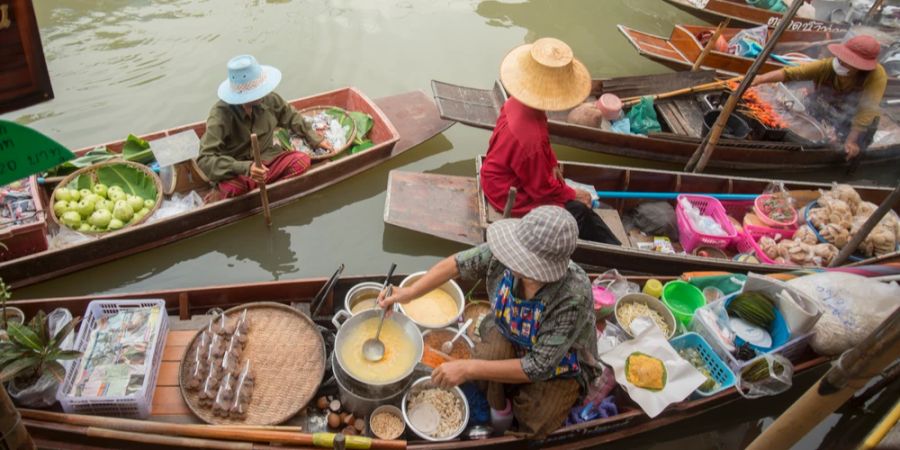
[600,325,706,418]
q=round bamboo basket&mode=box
[178,302,326,425]
[295,106,357,161]
[48,159,163,234]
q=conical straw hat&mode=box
[499,38,591,112]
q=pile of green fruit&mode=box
[52,184,155,233]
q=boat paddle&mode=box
[249,133,272,227]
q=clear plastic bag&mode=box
[597,320,629,354]
[48,226,97,250]
[8,308,74,407]
[146,191,204,223]
[678,197,727,236]
[736,354,793,399]
[230,360,255,419]
[235,309,250,335]
[213,372,234,417]
[185,332,209,391]
[221,334,243,377]
[592,269,639,302]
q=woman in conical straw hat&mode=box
[480,38,621,245]
[197,54,333,201]
[380,205,602,439]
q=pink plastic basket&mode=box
[734,231,777,265]
[676,195,738,253]
[753,194,798,228]
[744,222,796,240]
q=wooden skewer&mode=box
[249,133,272,228]
[692,19,730,72]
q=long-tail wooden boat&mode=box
[9,273,834,450]
[0,88,452,289]
[618,23,843,76]
[383,158,900,275]
[430,74,900,172]
[663,0,848,31]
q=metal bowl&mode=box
[332,308,424,387]
[614,293,677,339]
[401,376,470,441]
[369,404,406,440]
[343,282,385,315]
[422,327,475,359]
[398,272,465,329]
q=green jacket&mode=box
[197,93,323,182]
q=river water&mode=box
[3,1,891,448]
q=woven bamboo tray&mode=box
[178,302,326,425]
[49,159,163,234]
[296,105,357,161]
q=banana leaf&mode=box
[44,147,116,177]
[348,111,373,145]
[121,134,155,164]
[71,164,158,200]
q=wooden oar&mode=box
[249,133,272,227]
[621,77,740,107]
[692,19,730,72]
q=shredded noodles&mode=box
[619,302,670,336]
[407,388,463,438]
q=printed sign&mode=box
[0,120,75,185]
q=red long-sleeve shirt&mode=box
[480,97,577,217]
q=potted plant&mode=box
[0,279,25,339]
[0,310,81,407]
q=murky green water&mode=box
[2,1,890,448]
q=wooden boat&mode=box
[430,74,900,172]
[663,0,848,31]
[9,273,833,449]
[618,23,844,76]
[383,157,900,275]
[0,88,452,289]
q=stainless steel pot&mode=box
[331,308,424,387]
[332,353,410,416]
[343,282,383,315]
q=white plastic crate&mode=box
[691,295,811,374]
[59,299,168,418]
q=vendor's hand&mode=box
[575,189,593,208]
[844,140,860,161]
[432,360,470,388]
[249,163,268,183]
[377,285,414,309]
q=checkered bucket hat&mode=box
[486,205,578,283]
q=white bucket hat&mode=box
[486,205,578,283]
[217,55,282,105]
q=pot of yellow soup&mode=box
[332,308,424,389]
[343,282,384,315]
[398,272,465,329]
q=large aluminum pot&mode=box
[331,308,424,387]
[398,271,465,329]
[332,353,409,416]
[343,282,383,315]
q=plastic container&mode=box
[592,285,616,320]
[641,279,663,299]
[753,194,799,228]
[595,94,623,121]
[59,299,168,418]
[733,231,777,265]
[676,194,738,253]
[670,332,736,397]
[0,175,49,262]
[724,295,790,353]
[661,281,706,327]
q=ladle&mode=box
[441,318,473,354]
[362,263,397,362]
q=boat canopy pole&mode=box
[691,19,730,72]
[684,0,804,173]
[0,384,35,450]
[595,191,757,201]
[746,307,900,450]
[830,182,900,267]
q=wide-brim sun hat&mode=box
[499,37,592,112]
[217,55,282,105]
[486,205,578,283]
[828,35,880,71]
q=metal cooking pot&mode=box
[331,308,424,387]
[331,353,410,416]
[397,271,465,329]
[343,282,383,315]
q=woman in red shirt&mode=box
[481,38,620,245]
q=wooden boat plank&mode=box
[0,89,450,289]
[384,171,484,245]
[617,24,690,66]
[431,80,505,130]
[593,70,717,99]
[663,0,847,31]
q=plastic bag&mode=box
[611,117,632,134]
[7,308,74,407]
[736,354,793,399]
[48,226,97,250]
[185,333,209,391]
[788,272,900,356]
[146,191,204,223]
[678,197,727,236]
[565,179,599,208]
[213,372,234,417]
[221,334,243,377]
[597,320,629,354]
[592,269,639,301]
[625,97,661,135]
[726,25,768,57]
[230,360,255,419]
[623,202,679,240]
[235,309,250,335]
[758,181,797,223]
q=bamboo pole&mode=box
[829,182,900,267]
[502,187,517,219]
[859,399,900,450]
[746,307,900,450]
[684,0,805,173]
[19,409,407,450]
[0,385,34,450]
[691,19,730,72]
[249,133,273,227]
[620,78,735,107]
